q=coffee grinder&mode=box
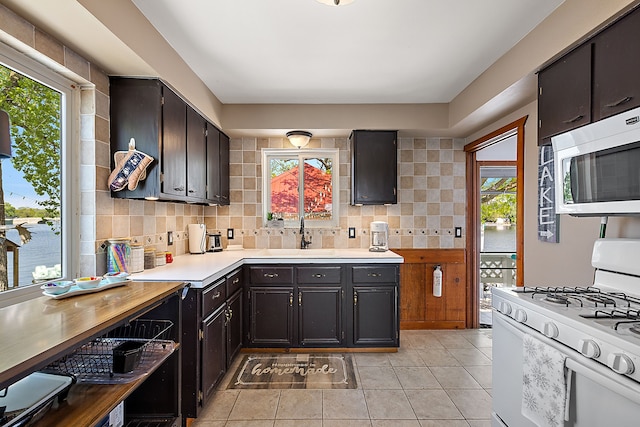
[369,221,389,252]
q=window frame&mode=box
[0,42,79,305]
[262,148,339,228]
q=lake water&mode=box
[5,223,61,286]
[482,224,515,252]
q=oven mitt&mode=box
[108,149,154,191]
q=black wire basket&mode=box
[45,319,174,384]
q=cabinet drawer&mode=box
[203,279,226,315]
[226,268,243,296]
[352,265,398,284]
[297,266,342,284]
[249,266,294,284]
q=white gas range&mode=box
[491,238,640,427]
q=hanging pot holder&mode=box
[108,138,154,192]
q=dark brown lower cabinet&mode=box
[226,289,243,365]
[201,304,226,404]
[248,286,294,346]
[244,263,399,349]
[182,268,243,421]
[298,286,343,346]
[352,285,398,346]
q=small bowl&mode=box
[41,280,73,295]
[102,271,130,284]
[74,276,101,289]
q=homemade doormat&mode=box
[228,354,357,389]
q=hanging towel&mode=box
[522,333,570,427]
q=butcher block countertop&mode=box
[0,280,185,390]
[132,248,404,288]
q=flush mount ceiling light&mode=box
[316,0,355,6]
[286,130,313,148]
[0,110,12,158]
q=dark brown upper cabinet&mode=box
[110,77,228,204]
[537,6,640,145]
[593,7,640,121]
[186,106,207,200]
[205,123,230,206]
[538,42,592,144]
[350,130,398,205]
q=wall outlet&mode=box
[455,227,462,238]
[227,228,234,239]
[348,227,356,238]
[167,231,173,245]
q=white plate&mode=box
[43,279,129,299]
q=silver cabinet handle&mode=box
[605,96,632,108]
[232,278,240,284]
[174,185,185,191]
[312,273,326,278]
[212,291,221,299]
[264,273,279,278]
[368,272,381,278]
[562,115,584,124]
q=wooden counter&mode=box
[0,281,185,390]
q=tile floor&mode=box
[193,329,493,427]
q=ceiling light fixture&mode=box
[0,110,12,158]
[286,130,313,148]
[316,0,355,6]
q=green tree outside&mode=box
[0,65,61,290]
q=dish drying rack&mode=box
[45,319,175,384]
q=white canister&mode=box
[130,244,144,273]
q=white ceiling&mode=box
[130,0,564,105]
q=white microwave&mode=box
[552,106,640,216]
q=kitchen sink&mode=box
[255,248,338,258]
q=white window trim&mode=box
[0,42,79,307]
[262,148,339,228]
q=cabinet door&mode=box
[350,130,397,205]
[201,304,226,404]
[538,42,592,143]
[219,132,231,205]
[226,290,243,366]
[186,106,206,200]
[593,8,640,121]
[161,86,187,197]
[248,286,294,346]
[109,78,162,200]
[206,122,221,203]
[352,286,398,346]
[298,286,343,346]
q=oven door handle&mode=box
[495,313,640,406]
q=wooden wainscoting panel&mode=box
[394,249,466,330]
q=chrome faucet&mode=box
[300,217,312,249]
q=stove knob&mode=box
[514,309,527,323]
[499,301,512,315]
[543,322,559,338]
[608,353,635,375]
[578,339,601,359]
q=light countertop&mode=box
[131,248,403,288]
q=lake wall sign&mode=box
[538,145,559,243]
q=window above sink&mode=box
[261,148,339,228]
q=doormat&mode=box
[228,354,357,389]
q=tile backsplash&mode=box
[204,136,466,250]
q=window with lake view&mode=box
[0,60,68,293]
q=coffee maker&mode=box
[369,221,389,252]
